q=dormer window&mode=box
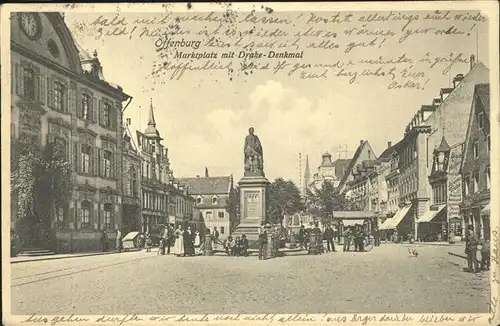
[212,196,218,204]
[196,196,203,205]
[478,112,484,130]
[473,141,479,158]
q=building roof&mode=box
[333,159,351,179]
[337,140,374,191]
[178,176,232,195]
[460,82,491,173]
[319,151,334,167]
[475,83,490,117]
[435,136,451,152]
[378,139,405,161]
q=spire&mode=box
[144,98,161,138]
[304,155,310,178]
[435,136,451,152]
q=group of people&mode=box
[223,235,249,256]
[138,224,202,257]
[343,225,368,252]
[464,225,490,273]
[297,223,337,253]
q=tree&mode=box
[11,137,71,248]
[267,178,304,225]
[306,180,360,226]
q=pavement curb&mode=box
[10,249,142,264]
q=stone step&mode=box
[18,249,56,256]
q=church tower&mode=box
[303,155,311,196]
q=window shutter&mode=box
[76,142,82,173]
[47,76,54,108]
[111,153,115,179]
[110,104,116,129]
[100,149,105,177]
[93,147,99,176]
[68,87,75,115]
[78,207,82,227]
[16,64,23,96]
[38,73,46,104]
[76,89,82,118]
[99,100,104,126]
[92,97,98,123]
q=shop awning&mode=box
[379,218,393,230]
[382,205,412,229]
[342,219,365,227]
[122,231,140,242]
[481,204,490,216]
[418,205,446,223]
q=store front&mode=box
[417,205,447,242]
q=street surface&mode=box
[11,244,489,314]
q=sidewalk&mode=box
[383,241,464,247]
[10,248,142,264]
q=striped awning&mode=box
[380,205,412,230]
[418,205,446,223]
[481,204,490,216]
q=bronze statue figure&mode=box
[244,127,264,175]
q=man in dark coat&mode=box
[298,224,308,250]
[465,225,479,273]
[258,227,268,260]
[240,235,249,257]
[324,225,336,252]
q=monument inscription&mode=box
[245,191,260,218]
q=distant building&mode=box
[179,172,236,240]
[307,152,351,191]
[122,118,142,234]
[135,101,170,236]
[460,83,490,239]
[338,140,377,194]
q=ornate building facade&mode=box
[11,12,131,252]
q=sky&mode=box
[64,7,490,187]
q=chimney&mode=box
[470,54,476,70]
[360,140,363,147]
[205,167,209,177]
[126,118,131,125]
[387,141,392,149]
[453,74,465,88]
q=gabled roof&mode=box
[337,140,376,191]
[460,82,491,173]
[178,176,232,195]
[475,83,490,117]
[378,139,405,161]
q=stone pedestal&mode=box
[232,175,270,244]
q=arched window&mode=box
[103,203,113,230]
[81,200,92,227]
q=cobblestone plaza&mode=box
[11,244,489,315]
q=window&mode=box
[464,176,470,196]
[103,203,112,229]
[218,211,225,219]
[478,112,484,129]
[54,82,66,112]
[103,150,112,178]
[81,201,91,226]
[205,211,212,220]
[81,144,91,173]
[212,196,218,204]
[102,103,111,127]
[81,94,91,120]
[196,197,202,204]
[487,135,490,153]
[57,207,64,222]
[486,167,491,190]
[473,141,479,158]
[473,172,479,193]
[23,67,35,100]
[130,166,137,197]
[220,226,225,234]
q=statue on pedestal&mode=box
[244,127,264,175]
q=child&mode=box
[157,237,165,255]
[481,239,490,270]
[145,233,152,252]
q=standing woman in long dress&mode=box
[174,225,185,257]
